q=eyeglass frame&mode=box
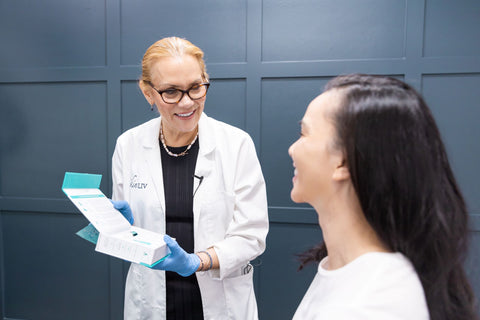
[146,81,210,104]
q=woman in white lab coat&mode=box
[288,74,476,320]
[111,37,268,320]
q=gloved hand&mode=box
[111,200,134,225]
[143,235,200,277]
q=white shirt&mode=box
[293,252,429,320]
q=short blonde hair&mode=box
[139,37,208,91]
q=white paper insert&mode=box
[64,187,168,266]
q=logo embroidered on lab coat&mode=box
[129,175,148,189]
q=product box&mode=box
[62,172,168,267]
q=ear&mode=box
[332,159,350,181]
[139,81,155,106]
[143,94,155,108]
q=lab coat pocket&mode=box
[202,191,235,240]
[223,268,258,320]
[125,263,146,307]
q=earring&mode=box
[150,103,153,111]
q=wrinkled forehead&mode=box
[150,55,203,85]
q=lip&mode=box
[175,109,196,120]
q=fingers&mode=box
[111,200,129,210]
[163,234,176,246]
[110,200,134,224]
[163,235,180,254]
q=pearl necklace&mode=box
[159,121,198,157]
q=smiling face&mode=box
[288,89,346,206]
[143,55,206,143]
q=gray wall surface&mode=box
[1,0,479,319]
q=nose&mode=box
[288,142,295,158]
[177,93,195,107]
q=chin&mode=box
[290,189,304,203]
[178,120,199,133]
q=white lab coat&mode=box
[112,113,269,320]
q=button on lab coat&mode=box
[112,113,269,320]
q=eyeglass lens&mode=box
[162,84,208,103]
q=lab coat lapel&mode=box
[142,117,166,214]
[193,114,215,231]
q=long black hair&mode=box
[299,74,477,320]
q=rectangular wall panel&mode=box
[424,0,480,57]
[2,211,111,320]
[119,0,247,65]
[121,80,158,132]
[0,82,109,198]
[203,79,247,130]
[257,220,323,319]
[260,77,331,207]
[422,74,480,213]
[262,0,406,61]
[0,0,106,68]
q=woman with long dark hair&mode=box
[289,74,476,319]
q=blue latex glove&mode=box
[111,200,134,225]
[143,235,200,277]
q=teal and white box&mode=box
[62,172,168,267]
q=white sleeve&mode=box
[212,135,269,279]
[111,137,124,201]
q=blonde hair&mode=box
[139,37,208,91]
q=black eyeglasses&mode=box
[147,82,210,104]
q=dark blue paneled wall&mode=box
[1,1,479,319]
